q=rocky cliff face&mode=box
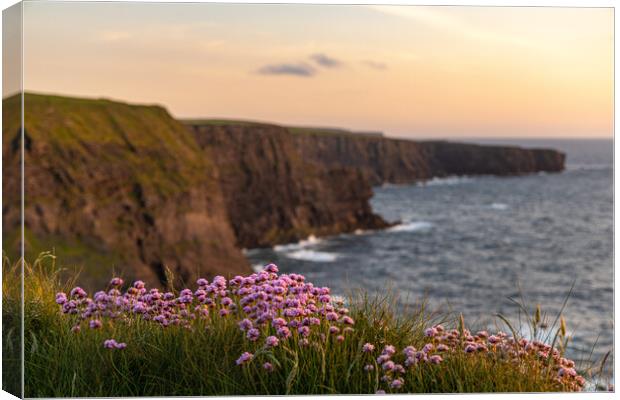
[291,133,565,186]
[187,123,390,249]
[3,94,250,287]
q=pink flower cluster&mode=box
[55,263,355,363]
[361,324,585,392]
[54,264,584,392]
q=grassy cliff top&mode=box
[3,92,213,196]
[182,117,383,138]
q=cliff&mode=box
[2,94,388,286]
[290,131,565,186]
[186,122,390,248]
[2,93,250,287]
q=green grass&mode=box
[182,118,269,127]
[180,116,380,139]
[4,92,214,199]
[2,252,611,397]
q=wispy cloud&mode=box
[362,60,388,70]
[368,6,535,49]
[257,52,342,78]
[310,53,342,68]
[256,63,316,77]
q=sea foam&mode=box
[388,221,434,232]
[423,176,473,186]
[286,250,339,262]
[273,235,322,252]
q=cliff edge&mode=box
[290,130,565,186]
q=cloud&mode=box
[257,63,316,77]
[362,60,388,70]
[256,53,342,78]
[367,6,535,49]
[310,53,342,68]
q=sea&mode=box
[246,138,613,365]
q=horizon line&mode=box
[5,90,614,141]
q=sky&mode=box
[6,2,615,138]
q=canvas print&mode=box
[1,1,614,397]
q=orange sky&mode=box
[9,3,615,138]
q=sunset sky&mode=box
[9,3,615,138]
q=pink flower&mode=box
[382,361,395,371]
[425,327,438,337]
[429,355,443,365]
[362,343,375,353]
[558,367,577,378]
[277,327,291,339]
[103,339,125,349]
[326,312,339,321]
[403,346,416,356]
[109,277,123,287]
[238,318,253,331]
[364,364,375,372]
[272,318,287,328]
[390,378,404,389]
[236,352,253,365]
[55,292,68,304]
[70,287,87,298]
[247,328,260,341]
[377,355,390,364]
[264,263,278,273]
[436,344,449,352]
[265,336,279,347]
[89,319,102,329]
[404,357,416,367]
[263,362,274,372]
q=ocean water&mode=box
[246,138,613,363]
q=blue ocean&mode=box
[247,138,613,363]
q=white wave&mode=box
[388,221,434,232]
[422,176,473,186]
[274,235,321,252]
[380,182,411,188]
[489,203,509,210]
[286,250,339,262]
[251,263,266,273]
